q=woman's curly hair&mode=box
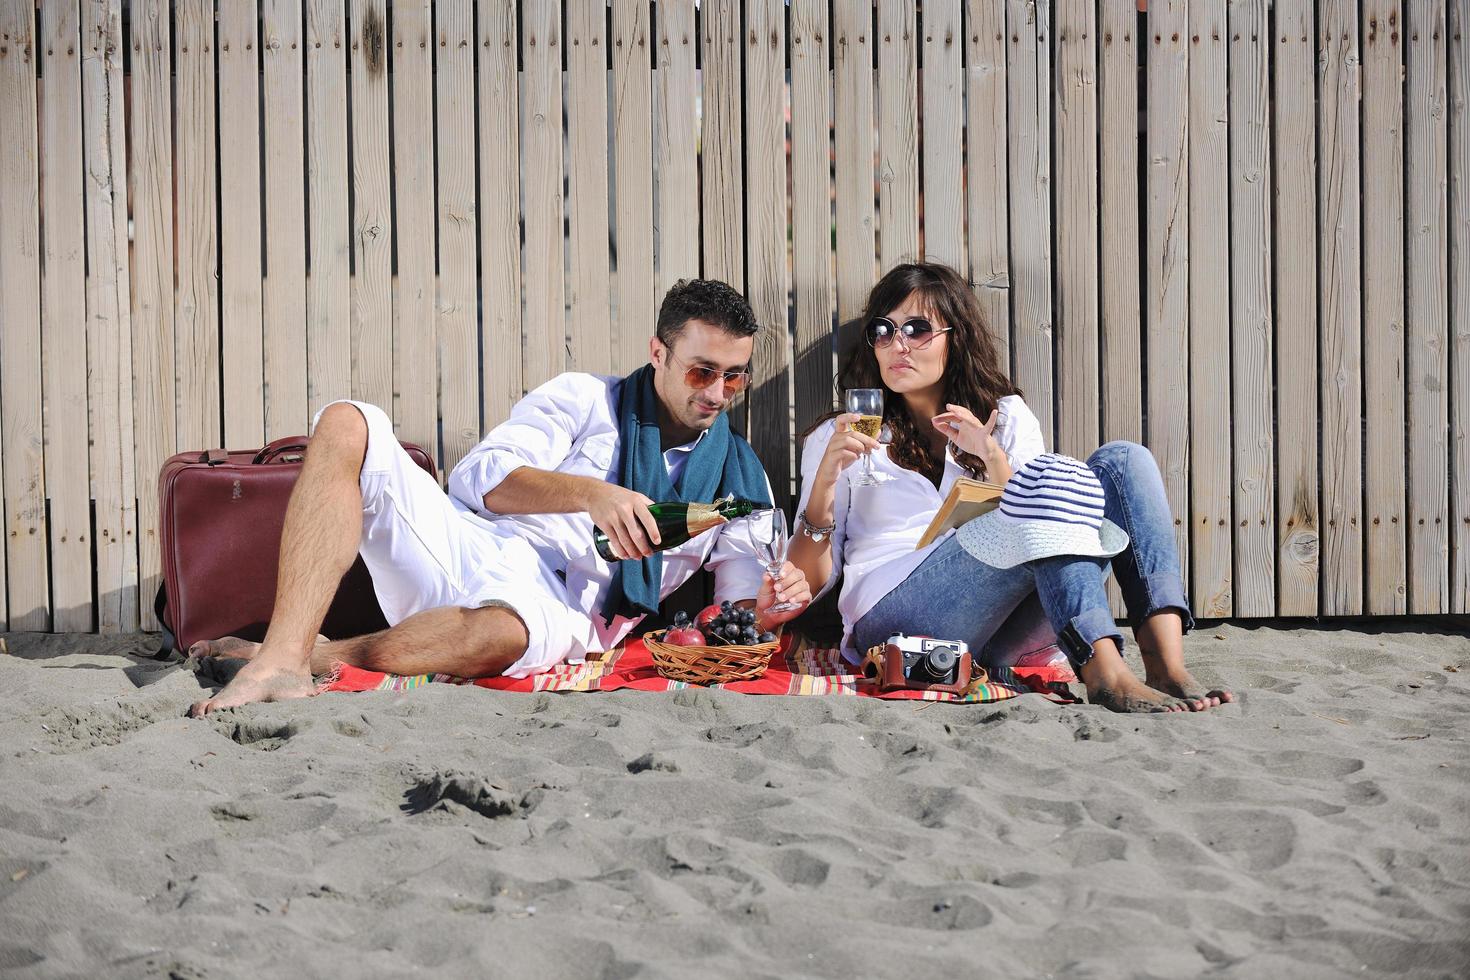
[833,262,1018,484]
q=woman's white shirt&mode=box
[796,394,1046,660]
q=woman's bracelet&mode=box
[797,510,836,542]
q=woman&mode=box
[788,262,1231,713]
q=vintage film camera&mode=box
[862,633,974,695]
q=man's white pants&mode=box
[312,400,584,677]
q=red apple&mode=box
[693,604,723,630]
[664,626,706,646]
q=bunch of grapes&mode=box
[672,601,776,646]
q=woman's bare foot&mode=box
[1133,613,1234,711]
[1078,647,1189,713]
[1141,657,1234,712]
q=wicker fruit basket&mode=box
[642,629,780,684]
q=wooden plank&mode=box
[1406,0,1449,612]
[306,0,352,418]
[921,0,963,269]
[1007,0,1054,442]
[218,0,264,447]
[1054,0,1099,461]
[0,0,45,629]
[520,0,566,392]
[1362,0,1407,613]
[174,0,219,452]
[700,0,745,431]
[833,0,876,324]
[81,0,137,632]
[477,0,521,428]
[611,0,656,373]
[791,0,836,433]
[966,0,1011,370]
[568,0,611,375]
[1188,0,1231,617]
[654,0,699,300]
[701,0,743,291]
[433,0,478,473]
[393,0,439,457]
[745,0,791,506]
[349,0,393,412]
[262,0,308,439]
[1097,0,1137,617]
[877,0,918,269]
[1453,1,1470,612]
[40,0,91,630]
[129,0,175,632]
[1319,0,1364,615]
[1228,0,1274,616]
[1145,0,1189,572]
[1098,0,1141,447]
[1274,0,1320,616]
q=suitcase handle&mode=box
[254,436,309,465]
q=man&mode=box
[188,279,811,716]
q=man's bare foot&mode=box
[187,652,317,717]
[188,633,328,664]
[187,635,261,660]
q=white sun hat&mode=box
[955,452,1128,569]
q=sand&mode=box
[0,621,1467,978]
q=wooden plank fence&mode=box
[1,0,1467,633]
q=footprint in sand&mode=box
[402,769,535,820]
[219,718,303,751]
[1189,808,1297,872]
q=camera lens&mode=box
[910,645,958,683]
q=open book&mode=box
[915,477,1004,550]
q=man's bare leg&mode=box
[188,404,373,717]
[189,604,529,680]
[1135,611,1234,711]
[306,605,530,677]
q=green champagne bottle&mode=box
[593,495,758,561]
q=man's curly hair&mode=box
[655,278,759,346]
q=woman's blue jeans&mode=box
[851,441,1194,669]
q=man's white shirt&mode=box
[448,372,771,655]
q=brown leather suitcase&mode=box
[155,434,436,656]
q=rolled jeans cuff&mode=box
[1138,572,1195,634]
[1056,607,1125,668]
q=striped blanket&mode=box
[322,635,1078,704]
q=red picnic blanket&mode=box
[322,636,1078,704]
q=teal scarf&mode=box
[602,365,771,625]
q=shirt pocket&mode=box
[570,433,617,476]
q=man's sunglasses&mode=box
[864,316,954,350]
[665,348,752,394]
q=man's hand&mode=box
[752,561,812,632]
[586,484,661,560]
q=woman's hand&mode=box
[932,404,1004,466]
[815,414,879,485]
[753,561,812,632]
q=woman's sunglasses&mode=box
[665,348,752,394]
[864,316,954,350]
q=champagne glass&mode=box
[844,388,893,486]
[749,508,800,613]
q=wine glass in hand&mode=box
[844,388,893,486]
[749,508,800,613]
